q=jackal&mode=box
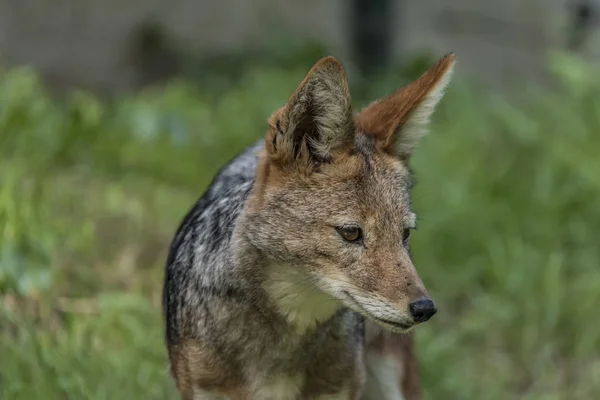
[163,53,455,399]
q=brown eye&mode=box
[336,226,363,243]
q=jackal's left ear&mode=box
[356,53,455,160]
[266,56,354,166]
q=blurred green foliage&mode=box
[2,51,600,399]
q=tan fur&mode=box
[169,342,244,400]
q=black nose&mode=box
[409,297,437,323]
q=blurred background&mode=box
[2,0,600,399]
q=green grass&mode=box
[2,52,600,399]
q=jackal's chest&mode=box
[246,358,366,400]
[300,356,367,399]
[248,322,367,399]
[246,376,356,400]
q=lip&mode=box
[342,291,414,331]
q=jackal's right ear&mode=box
[266,56,354,167]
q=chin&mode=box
[341,291,415,333]
[369,316,415,333]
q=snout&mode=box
[409,296,437,323]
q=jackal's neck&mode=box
[231,224,343,334]
[262,263,344,333]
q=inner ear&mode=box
[270,104,325,166]
[355,53,455,160]
[291,101,320,161]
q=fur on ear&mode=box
[266,56,354,167]
[356,53,456,159]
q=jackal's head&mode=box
[244,54,455,332]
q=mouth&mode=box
[342,291,414,332]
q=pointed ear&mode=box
[356,53,456,160]
[266,56,354,168]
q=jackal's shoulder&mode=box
[165,140,263,268]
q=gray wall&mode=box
[0,0,597,92]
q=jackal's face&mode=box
[245,54,455,332]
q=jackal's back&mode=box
[162,140,262,344]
